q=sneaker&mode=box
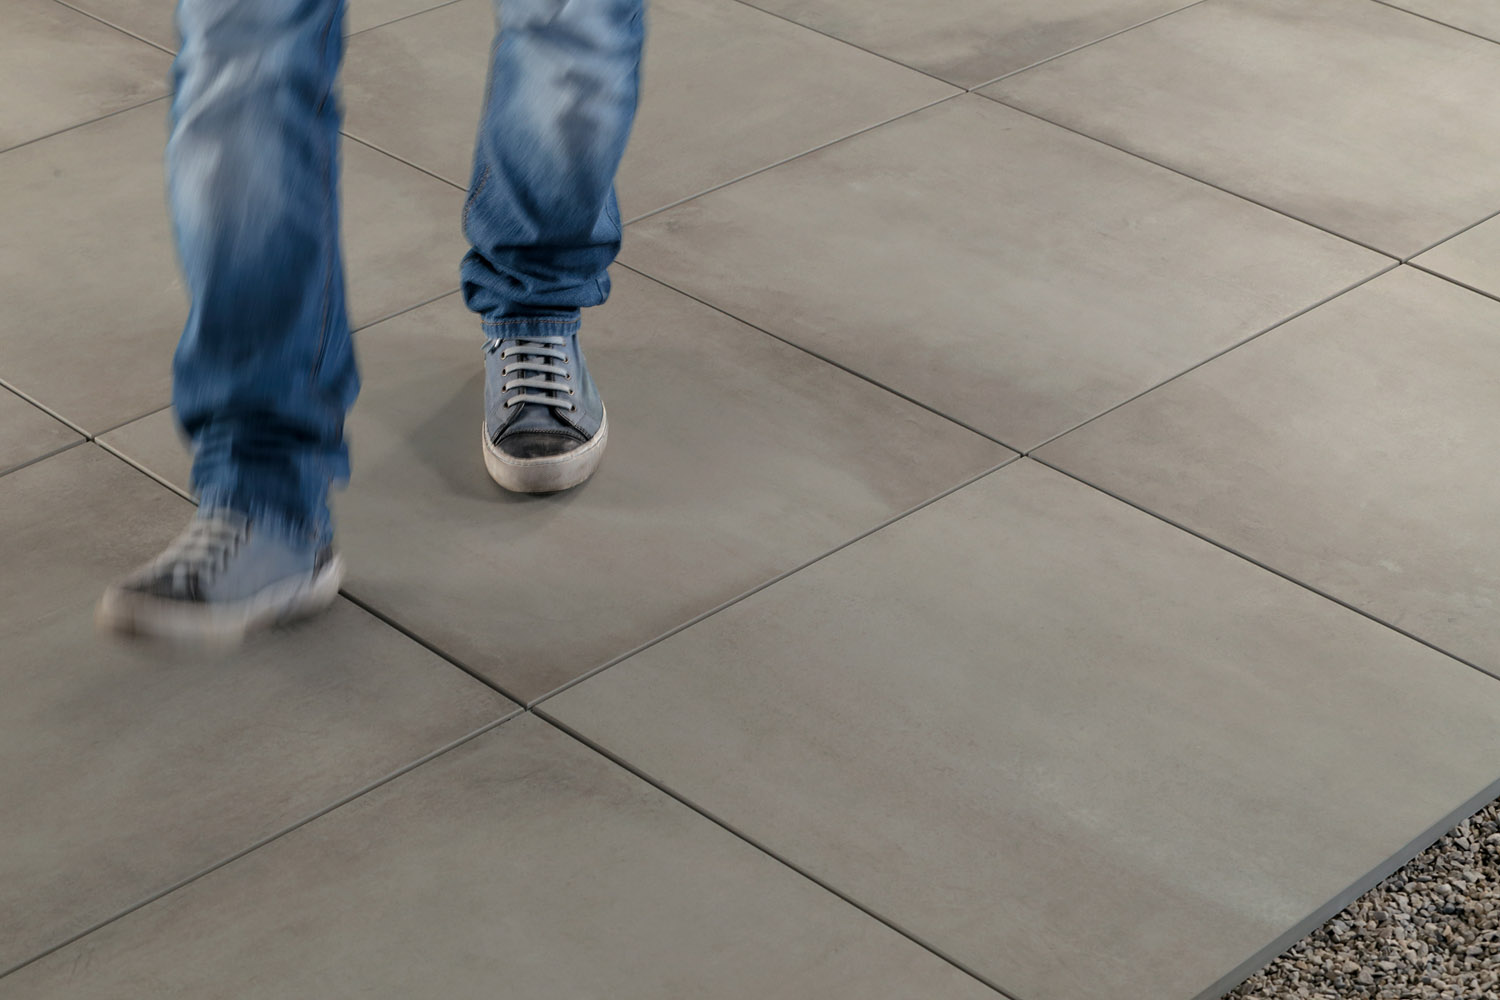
[482,329,608,493]
[96,509,344,643]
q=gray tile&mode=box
[1384,0,1500,44]
[984,0,1500,258]
[0,101,465,434]
[57,0,461,53]
[0,715,998,1000]
[336,140,468,324]
[341,0,956,219]
[744,0,1195,88]
[0,0,169,151]
[0,388,82,476]
[345,0,460,34]
[57,0,177,49]
[98,407,192,490]
[546,458,1500,1000]
[622,95,1385,450]
[0,445,511,971]
[99,275,1009,702]
[1036,265,1500,677]
[340,0,489,188]
[1412,213,1500,299]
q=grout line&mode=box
[46,0,480,57]
[1029,453,1495,682]
[0,378,92,438]
[336,589,525,705]
[1405,260,1500,306]
[88,440,519,704]
[1033,441,1500,1000]
[93,437,196,502]
[351,287,464,332]
[720,0,960,89]
[1023,261,1401,454]
[615,262,1017,450]
[527,454,1018,708]
[965,0,1500,98]
[0,94,170,159]
[966,0,1212,90]
[1399,205,1500,262]
[620,103,1405,463]
[12,0,1490,991]
[1189,769,1500,1000]
[540,431,1500,1000]
[340,131,466,192]
[0,440,88,481]
[82,265,1012,715]
[621,91,963,227]
[975,91,1403,261]
[78,287,462,447]
[91,403,174,442]
[0,712,522,982]
[1366,0,1500,47]
[534,710,1022,1000]
[345,0,469,39]
[47,0,175,54]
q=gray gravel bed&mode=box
[1226,799,1500,999]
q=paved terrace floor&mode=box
[3,0,1500,997]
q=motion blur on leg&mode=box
[98,0,646,642]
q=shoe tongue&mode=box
[505,398,572,434]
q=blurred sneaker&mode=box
[482,329,607,492]
[97,508,343,643]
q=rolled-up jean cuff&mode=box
[480,313,582,342]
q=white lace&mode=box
[485,335,576,412]
[155,515,247,582]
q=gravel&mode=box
[1226,799,1500,999]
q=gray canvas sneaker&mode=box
[482,329,607,493]
[97,508,343,643]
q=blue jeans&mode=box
[167,0,645,546]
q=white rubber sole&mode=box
[482,407,608,493]
[96,554,346,645]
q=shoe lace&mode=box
[157,515,248,581]
[485,335,577,412]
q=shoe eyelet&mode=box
[567,388,575,395]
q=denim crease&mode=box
[166,0,646,544]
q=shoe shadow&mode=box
[394,371,598,509]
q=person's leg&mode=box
[463,0,645,492]
[98,0,352,640]
[170,0,357,545]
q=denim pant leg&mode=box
[460,0,646,342]
[168,0,357,548]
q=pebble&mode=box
[1226,801,1500,999]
